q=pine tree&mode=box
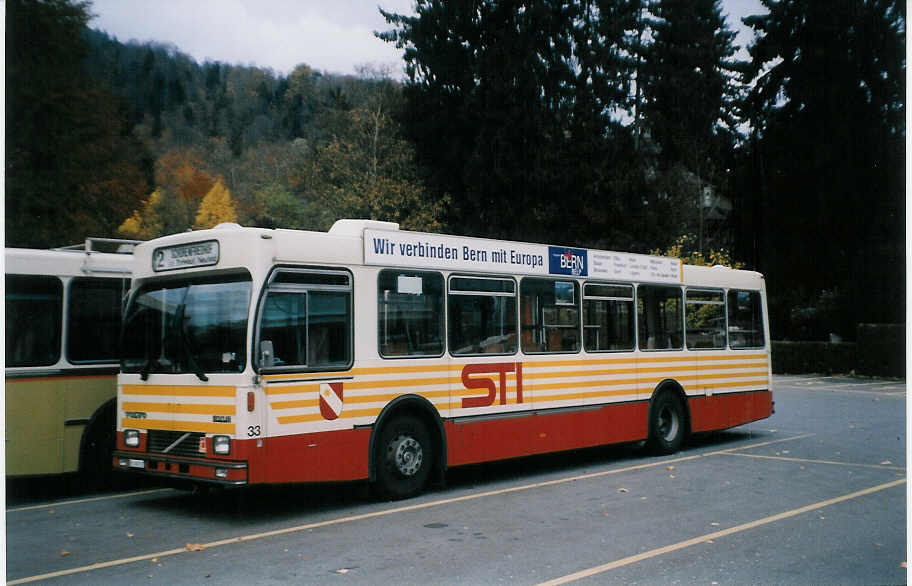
[639,0,743,254]
[742,0,905,338]
[6,0,150,246]
[642,0,742,166]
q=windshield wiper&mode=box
[127,310,156,381]
[176,302,209,382]
[140,355,154,381]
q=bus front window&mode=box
[121,274,252,376]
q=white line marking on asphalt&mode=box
[7,433,814,584]
[536,478,907,585]
[7,488,173,513]
[724,452,906,471]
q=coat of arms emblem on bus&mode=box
[319,383,344,420]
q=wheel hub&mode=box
[658,406,680,441]
[388,434,423,477]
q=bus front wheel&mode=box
[647,392,686,455]
[374,415,432,500]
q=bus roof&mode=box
[5,247,133,278]
[128,220,764,289]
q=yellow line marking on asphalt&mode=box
[536,478,907,586]
[725,452,906,471]
[6,489,173,513]
[7,433,812,585]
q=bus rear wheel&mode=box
[374,415,432,500]
[647,392,686,455]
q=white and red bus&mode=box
[114,220,772,498]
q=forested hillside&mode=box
[5,0,904,341]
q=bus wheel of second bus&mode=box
[374,415,433,500]
[79,400,116,490]
[647,391,687,455]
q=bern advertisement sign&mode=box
[548,246,588,277]
[589,250,680,284]
[363,229,680,283]
[364,229,550,275]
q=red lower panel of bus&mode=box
[115,390,772,485]
[252,428,372,484]
[688,390,773,433]
[445,401,650,468]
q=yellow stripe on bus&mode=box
[121,385,236,397]
[520,363,766,381]
[264,384,320,397]
[519,387,639,403]
[258,352,769,383]
[121,402,236,416]
[121,418,235,434]
[345,376,452,390]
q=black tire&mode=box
[373,415,433,500]
[647,392,686,455]
[80,404,116,490]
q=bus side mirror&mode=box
[260,340,274,368]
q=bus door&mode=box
[256,267,354,482]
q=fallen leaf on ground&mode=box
[186,543,205,552]
[126,532,134,538]
[666,466,675,471]
[617,488,628,493]
[59,550,70,557]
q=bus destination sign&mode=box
[153,240,219,272]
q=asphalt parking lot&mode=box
[6,374,907,585]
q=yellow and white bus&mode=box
[114,220,772,498]
[6,239,135,484]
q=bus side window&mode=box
[378,270,444,358]
[583,283,634,352]
[685,289,726,350]
[637,285,683,350]
[520,278,580,354]
[5,275,62,367]
[448,276,517,356]
[67,277,128,363]
[727,290,765,349]
[257,269,352,371]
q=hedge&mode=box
[771,324,904,377]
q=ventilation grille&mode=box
[147,430,205,458]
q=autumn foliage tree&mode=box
[193,178,239,229]
[6,0,151,247]
[118,189,166,239]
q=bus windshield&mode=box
[121,273,252,377]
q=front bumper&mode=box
[113,450,248,485]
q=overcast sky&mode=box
[89,0,765,78]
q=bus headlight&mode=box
[124,429,140,448]
[212,435,231,455]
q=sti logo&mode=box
[548,246,588,277]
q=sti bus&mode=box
[6,239,135,485]
[114,220,772,498]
